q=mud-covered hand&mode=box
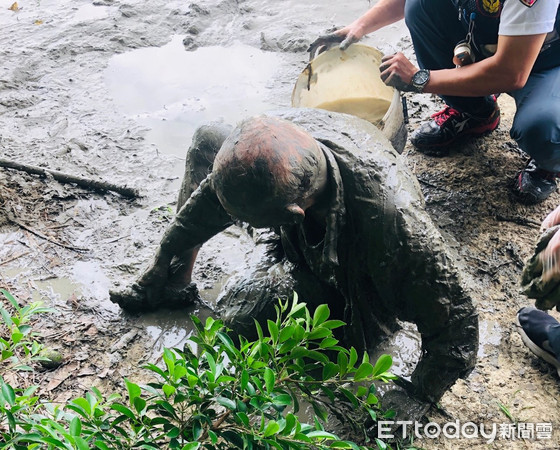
[307,26,361,57]
[521,223,560,311]
[379,52,419,92]
[109,256,200,312]
[109,280,200,312]
[379,379,431,424]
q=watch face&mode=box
[413,70,429,85]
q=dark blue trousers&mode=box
[404,0,560,171]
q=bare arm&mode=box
[425,34,547,95]
[381,33,547,95]
[337,0,406,40]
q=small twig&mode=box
[418,178,449,192]
[0,251,31,266]
[495,214,541,228]
[102,234,131,244]
[0,157,140,199]
[7,213,89,253]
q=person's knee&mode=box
[511,108,560,165]
[187,122,233,166]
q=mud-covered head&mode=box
[212,116,328,228]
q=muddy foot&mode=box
[109,282,200,312]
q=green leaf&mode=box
[217,331,239,358]
[306,350,329,363]
[205,353,216,379]
[371,354,393,378]
[70,416,82,436]
[1,382,16,405]
[203,430,215,445]
[134,396,147,414]
[236,411,250,427]
[1,289,19,309]
[254,320,264,341]
[312,305,330,327]
[174,365,187,381]
[278,325,295,344]
[281,413,297,436]
[272,394,292,406]
[354,362,374,381]
[338,387,359,407]
[71,397,92,416]
[306,430,338,439]
[0,307,14,328]
[143,363,167,378]
[167,426,181,438]
[356,386,368,398]
[348,347,358,369]
[312,402,328,422]
[263,420,280,437]
[264,367,275,393]
[337,351,348,377]
[375,438,388,450]
[320,319,346,330]
[268,320,279,343]
[125,379,141,406]
[308,327,331,340]
[181,443,201,450]
[11,330,23,345]
[319,337,338,349]
[1,350,13,360]
[329,441,360,449]
[111,403,136,421]
[322,362,339,380]
[163,384,176,397]
[366,393,379,405]
[187,374,199,387]
[216,396,236,410]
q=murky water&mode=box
[105,36,282,168]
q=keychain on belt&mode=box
[453,12,476,67]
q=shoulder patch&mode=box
[518,0,538,7]
[482,0,501,14]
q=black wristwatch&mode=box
[410,69,430,93]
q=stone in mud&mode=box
[39,348,64,369]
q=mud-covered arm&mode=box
[387,207,478,403]
[138,176,234,286]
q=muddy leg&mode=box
[216,234,344,341]
[110,123,232,311]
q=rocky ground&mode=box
[1,0,560,448]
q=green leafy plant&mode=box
[0,288,54,371]
[1,292,398,449]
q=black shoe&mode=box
[511,160,558,205]
[516,307,560,375]
[410,102,500,155]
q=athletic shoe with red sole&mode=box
[411,102,500,156]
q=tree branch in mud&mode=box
[6,209,89,253]
[0,158,140,199]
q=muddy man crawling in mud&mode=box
[110,107,478,416]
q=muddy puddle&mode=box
[105,36,282,171]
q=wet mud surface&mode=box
[1,1,560,448]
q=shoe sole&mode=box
[516,314,560,376]
[412,116,501,153]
